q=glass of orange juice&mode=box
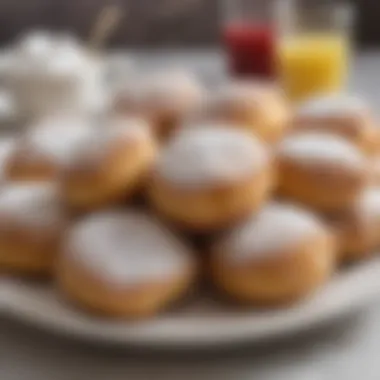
[276,0,354,102]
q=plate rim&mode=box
[2,258,380,348]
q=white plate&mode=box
[2,257,380,348]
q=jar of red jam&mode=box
[221,0,276,78]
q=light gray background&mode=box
[2,51,380,380]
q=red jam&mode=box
[223,23,275,78]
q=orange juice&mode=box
[278,33,350,102]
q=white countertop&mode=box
[1,307,380,380]
[2,51,380,380]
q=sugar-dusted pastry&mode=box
[0,182,67,275]
[333,187,380,261]
[148,125,274,231]
[57,210,196,318]
[194,80,291,144]
[277,132,369,212]
[113,69,204,140]
[294,94,380,155]
[6,115,94,182]
[61,116,157,210]
[210,203,336,305]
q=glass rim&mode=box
[220,0,276,23]
[274,0,355,33]
[220,0,354,28]
[275,1,354,20]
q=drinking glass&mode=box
[276,0,354,102]
[221,0,276,78]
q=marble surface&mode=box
[2,51,380,380]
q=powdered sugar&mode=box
[297,95,367,119]
[24,116,94,166]
[66,210,193,286]
[11,31,92,81]
[6,31,106,119]
[14,31,53,69]
[105,116,151,142]
[64,116,152,169]
[208,80,280,115]
[278,132,367,168]
[114,69,204,114]
[156,126,269,189]
[148,70,202,100]
[219,203,325,262]
[0,182,64,228]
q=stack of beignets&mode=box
[1,74,378,318]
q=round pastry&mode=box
[194,80,290,144]
[210,203,336,305]
[277,132,369,212]
[61,116,157,210]
[148,125,274,232]
[0,182,67,275]
[57,210,196,318]
[333,187,380,261]
[113,69,204,140]
[293,95,380,155]
[6,115,94,182]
